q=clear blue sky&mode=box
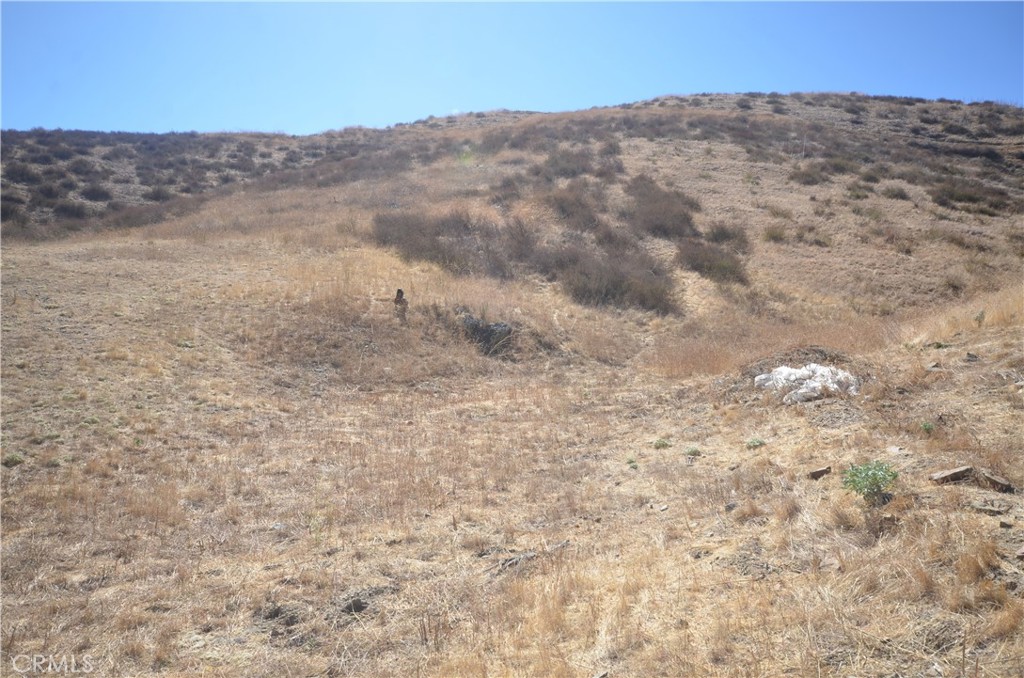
[2,2,1022,135]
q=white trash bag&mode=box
[754,363,860,405]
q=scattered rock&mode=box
[964,352,980,362]
[978,468,1015,493]
[929,466,973,484]
[257,601,301,627]
[724,502,737,512]
[754,363,860,405]
[999,519,1014,529]
[329,585,396,622]
[1017,546,1024,561]
[808,466,832,480]
[337,597,369,614]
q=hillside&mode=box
[2,92,1023,677]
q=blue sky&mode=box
[2,2,1022,135]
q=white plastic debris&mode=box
[754,363,860,405]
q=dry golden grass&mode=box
[3,96,1023,677]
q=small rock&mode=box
[999,519,1014,529]
[808,466,832,480]
[978,468,1015,493]
[926,362,943,371]
[964,352,980,362]
[338,597,368,614]
[1017,546,1024,561]
[724,502,737,512]
[929,466,973,484]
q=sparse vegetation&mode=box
[2,92,1022,678]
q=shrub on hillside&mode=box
[677,239,749,285]
[550,245,676,314]
[80,184,113,201]
[622,174,700,240]
[536,147,594,180]
[881,185,911,201]
[372,210,512,278]
[143,186,175,202]
[790,156,865,185]
[704,221,750,253]
[929,178,1012,214]
[53,199,89,219]
[3,163,43,185]
[1,201,27,226]
[544,182,602,232]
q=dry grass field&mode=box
[2,93,1023,676]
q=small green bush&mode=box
[2,453,25,468]
[842,461,898,503]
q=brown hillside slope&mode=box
[2,93,1022,676]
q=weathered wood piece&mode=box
[978,468,1015,493]
[929,466,973,484]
